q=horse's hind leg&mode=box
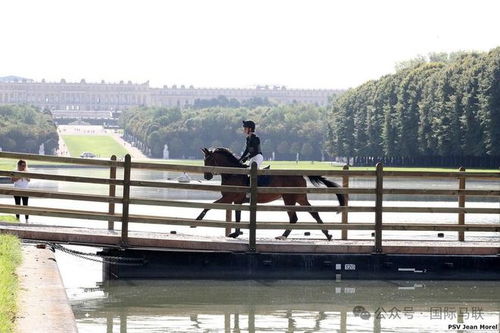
[276,195,298,240]
[228,194,246,238]
[297,195,332,241]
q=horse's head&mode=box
[201,148,214,180]
[201,147,245,180]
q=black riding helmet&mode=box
[242,120,256,132]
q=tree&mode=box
[121,104,329,159]
[327,47,500,160]
[0,105,58,154]
[276,141,289,156]
[300,143,313,159]
[289,142,301,155]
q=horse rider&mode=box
[239,120,263,168]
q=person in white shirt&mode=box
[11,159,30,221]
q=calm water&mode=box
[1,166,499,332]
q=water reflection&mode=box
[72,280,500,332]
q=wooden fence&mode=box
[352,155,500,168]
[0,152,499,253]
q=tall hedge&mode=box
[327,48,500,158]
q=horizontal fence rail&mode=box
[129,180,249,192]
[0,170,124,185]
[0,188,122,204]
[382,189,500,196]
[382,170,500,180]
[256,187,376,194]
[0,151,499,253]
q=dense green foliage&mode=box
[120,105,328,160]
[0,105,59,154]
[327,48,500,158]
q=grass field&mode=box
[62,135,130,158]
[139,158,499,172]
[0,216,21,333]
[0,160,16,171]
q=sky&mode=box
[0,0,499,89]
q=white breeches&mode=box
[249,154,264,168]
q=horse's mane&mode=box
[212,147,247,168]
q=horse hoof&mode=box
[327,234,333,241]
[228,232,240,238]
[275,236,287,240]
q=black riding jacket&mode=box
[241,134,262,160]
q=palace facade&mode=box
[0,78,338,117]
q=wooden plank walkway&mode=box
[1,222,498,255]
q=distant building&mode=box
[0,77,338,117]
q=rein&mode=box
[206,151,246,181]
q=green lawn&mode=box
[0,216,21,333]
[0,160,16,171]
[62,135,130,158]
[0,216,18,223]
[137,158,499,172]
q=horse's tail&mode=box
[307,176,346,207]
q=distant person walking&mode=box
[239,120,264,168]
[11,159,30,222]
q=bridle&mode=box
[205,153,220,168]
[204,151,243,179]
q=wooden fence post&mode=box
[108,155,117,230]
[341,164,349,240]
[458,166,466,241]
[249,162,258,252]
[374,163,383,253]
[121,154,131,247]
[225,210,232,237]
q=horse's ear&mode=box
[200,148,209,155]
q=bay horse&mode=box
[195,148,346,240]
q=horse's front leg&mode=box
[194,196,230,227]
[228,210,243,238]
[195,209,209,221]
[192,208,210,228]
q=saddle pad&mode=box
[244,175,272,187]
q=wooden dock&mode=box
[0,222,498,255]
